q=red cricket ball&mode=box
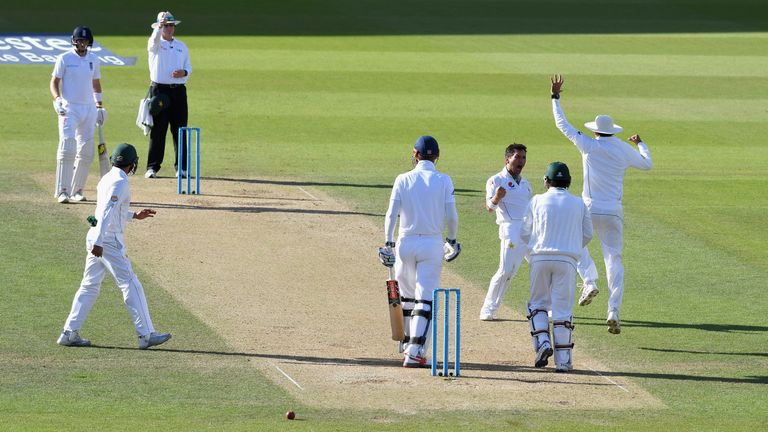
[286,410,296,420]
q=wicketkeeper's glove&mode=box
[443,238,461,262]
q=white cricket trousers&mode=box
[577,212,624,311]
[482,224,527,313]
[528,256,576,322]
[62,234,155,337]
[396,235,443,357]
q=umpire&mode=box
[144,11,192,179]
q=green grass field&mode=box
[1,1,767,430]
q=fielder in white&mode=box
[550,75,652,334]
[50,26,107,203]
[57,143,171,349]
[480,143,532,321]
[521,162,592,372]
[379,136,461,367]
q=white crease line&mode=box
[297,186,320,201]
[587,366,630,393]
[274,364,304,390]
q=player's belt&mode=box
[152,82,185,88]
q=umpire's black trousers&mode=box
[147,83,188,173]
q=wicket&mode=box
[431,288,461,377]
[177,126,201,194]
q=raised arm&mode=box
[551,75,594,153]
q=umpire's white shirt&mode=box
[521,188,593,263]
[87,167,135,249]
[552,100,652,215]
[486,169,532,239]
[52,50,101,105]
[386,160,457,240]
[148,28,191,84]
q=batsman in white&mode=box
[550,75,653,334]
[520,162,592,372]
[57,143,171,349]
[479,143,532,321]
[378,136,461,367]
[50,25,107,203]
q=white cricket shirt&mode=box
[552,99,652,215]
[486,169,532,238]
[87,167,135,247]
[386,160,457,239]
[52,50,101,105]
[148,28,191,84]
[521,188,593,262]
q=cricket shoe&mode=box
[56,192,70,204]
[534,342,553,368]
[607,309,621,334]
[57,329,91,347]
[71,191,86,202]
[555,362,573,373]
[138,332,172,349]
[175,170,187,179]
[403,354,428,368]
[578,283,599,306]
[479,308,494,321]
[144,169,156,178]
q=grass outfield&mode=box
[1,1,767,430]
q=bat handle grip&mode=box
[388,266,395,280]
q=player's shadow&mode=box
[131,200,383,217]
[639,347,768,357]
[86,345,768,385]
[574,317,768,334]
[205,176,482,194]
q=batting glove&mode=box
[53,97,67,116]
[443,238,461,262]
[378,242,396,267]
[96,107,107,126]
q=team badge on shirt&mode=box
[111,195,118,202]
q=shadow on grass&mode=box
[204,176,481,194]
[574,316,768,334]
[132,200,383,217]
[12,0,767,36]
[86,345,768,385]
[640,347,768,358]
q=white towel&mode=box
[135,97,153,135]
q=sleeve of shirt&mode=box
[485,177,497,209]
[52,55,64,78]
[520,200,534,245]
[92,56,101,80]
[581,203,593,247]
[552,99,594,153]
[445,201,459,240]
[626,141,653,170]
[445,176,458,239]
[148,27,162,53]
[384,178,401,243]
[93,183,123,246]
[183,46,192,76]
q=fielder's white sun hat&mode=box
[584,115,623,135]
[151,11,181,29]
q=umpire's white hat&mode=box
[151,11,181,29]
[584,115,623,135]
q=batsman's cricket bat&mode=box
[97,124,109,177]
[386,267,405,341]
